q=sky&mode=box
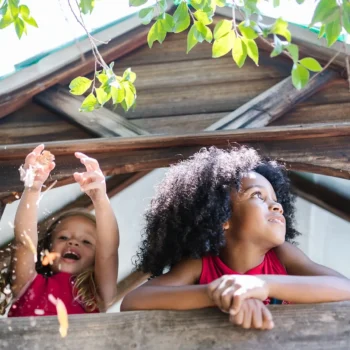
[0,0,317,78]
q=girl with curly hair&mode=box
[121,146,350,330]
[1,144,119,317]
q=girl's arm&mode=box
[275,241,346,278]
[74,153,119,311]
[12,145,55,297]
[120,258,215,311]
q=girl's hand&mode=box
[207,275,269,315]
[74,152,107,203]
[229,299,274,330]
[21,144,55,191]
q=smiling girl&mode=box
[1,144,119,317]
[121,146,350,330]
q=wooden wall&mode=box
[0,103,95,145]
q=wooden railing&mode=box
[1,302,349,349]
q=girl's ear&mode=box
[223,221,230,231]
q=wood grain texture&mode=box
[0,123,348,198]
[1,302,350,349]
[0,103,94,145]
[35,87,149,137]
[0,25,150,119]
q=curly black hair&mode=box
[135,146,299,276]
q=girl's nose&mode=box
[68,240,79,247]
[270,201,284,215]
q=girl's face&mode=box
[50,216,97,275]
[227,171,286,248]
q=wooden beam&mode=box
[0,25,149,120]
[207,70,338,131]
[0,123,348,199]
[290,173,350,223]
[34,87,149,137]
[1,302,350,348]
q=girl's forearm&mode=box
[14,188,40,246]
[121,284,215,311]
[262,275,350,303]
[93,196,119,257]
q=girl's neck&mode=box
[219,239,269,274]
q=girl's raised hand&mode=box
[20,144,55,191]
[229,299,274,330]
[207,275,269,315]
[73,152,106,203]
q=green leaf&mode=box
[0,2,8,16]
[271,18,291,42]
[325,20,342,46]
[292,63,310,90]
[0,6,13,29]
[342,1,350,34]
[8,0,19,19]
[212,30,234,58]
[215,0,226,7]
[194,21,212,43]
[97,73,108,86]
[270,36,283,58]
[129,0,148,6]
[162,13,175,32]
[122,68,137,83]
[95,87,110,106]
[139,6,154,25]
[173,2,190,33]
[122,82,136,111]
[194,9,212,25]
[69,76,92,95]
[79,0,95,14]
[238,22,258,40]
[286,43,299,62]
[158,0,167,13]
[299,57,322,72]
[147,19,167,48]
[243,38,259,66]
[80,93,99,112]
[273,0,280,7]
[310,0,338,27]
[14,17,25,39]
[214,19,232,40]
[111,86,125,104]
[187,24,198,53]
[318,24,326,38]
[232,37,247,68]
[19,5,38,28]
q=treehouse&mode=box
[0,4,349,349]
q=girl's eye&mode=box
[59,236,68,241]
[83,240,91,245]
[252,191,263,200]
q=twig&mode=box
[339,4,350,91]
[309,51,341,84]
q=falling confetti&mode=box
[42,251,60,266]
[48,294,69,338]
[23,231,37,263]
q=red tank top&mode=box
[199,249,289,305]
[8,272,99,317]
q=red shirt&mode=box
[8,272,99,317]
[199,249,289,305]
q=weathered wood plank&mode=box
[112,54,290,91]
[1,303,350,349]
[207,70,338,130]
[132,113,226,134]
[0,123,348,198]
[0,103,94,145]
[35,87,149,137]
[290,173,350,222]
[114,78,282,119]
[0,25,150,120]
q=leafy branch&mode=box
[1,0,350,112]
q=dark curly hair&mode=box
[135,146,299,276]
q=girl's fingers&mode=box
[230,306,244,325]
[242,305,253,329]
[261,306,274,330]
[32,144,45,156]
[80,181,103,193]
[220,286,235,312]
[75,152,100,172]
[252,301,263,329]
